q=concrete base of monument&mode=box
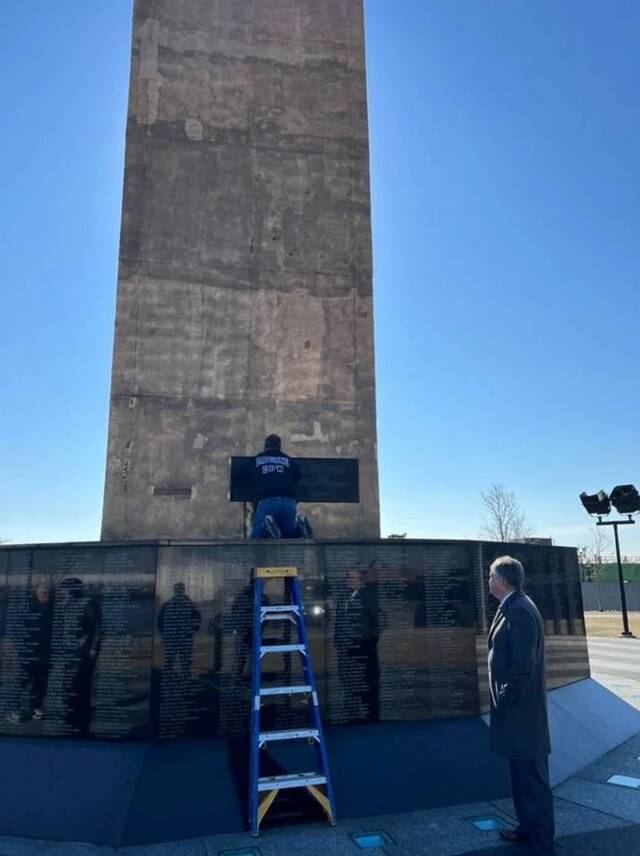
[0,678,637,847]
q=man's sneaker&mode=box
[297,515,314,539]
[6,712,20,725]
[32,709,44,721]
[264,515,282,539]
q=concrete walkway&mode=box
[587,635,640,711]
[0,636,638,856]
[1,732,639,855]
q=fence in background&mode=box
[582,581,640,612]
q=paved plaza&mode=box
[587,635,640,711]
[0,636,638,856]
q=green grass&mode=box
[585,611,640,637]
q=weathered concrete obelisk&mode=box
[101,0,379,540]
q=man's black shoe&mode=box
[264,515,282,539]
[499,829,531,844]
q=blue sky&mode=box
[1,1,639,553]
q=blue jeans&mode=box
[251,497,298,539]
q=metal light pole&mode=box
[597,517,636,637]
[580,486,639,639]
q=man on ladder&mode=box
[249,434,313,539]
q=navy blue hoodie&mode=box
[252,447,301,501]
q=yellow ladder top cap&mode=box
[255,566,299,578]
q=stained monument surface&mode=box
[102,0,379,540]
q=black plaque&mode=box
[0,539,588,743]
[323,544,379,724]
[153,545,218,740]
[421,544,479,718]
[548,548,590,690]
[152,543,325,739]
[323,542,480,724]
[0,551,61,734]
[229,457,359,503]
[0,551,41,732]
[90,547,156,739]
[0,546,155,740]
[477,543,590,702]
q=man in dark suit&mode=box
[488,555,555,855]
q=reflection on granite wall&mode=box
[475,543,590,711]
[0,541,589,741]
[0,546,156,740]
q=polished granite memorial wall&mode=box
[0,540,588,741]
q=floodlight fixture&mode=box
[579,485,637,638]
[579,490,611,517]
[610,484,640,516]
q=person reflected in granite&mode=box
[229,582,273,681]
[209,610,224,673]
[158,583,202,680]
[334,569,380,722]
[57,577,102,737]
[5,579,55,725]
[24,579,54,721]
[229,583,253,681]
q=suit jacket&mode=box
[488,589,550,759]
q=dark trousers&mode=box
[510,757,555,854]
[250,496,298,538]
[27,660,49,709]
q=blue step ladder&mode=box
[249,566,336,835]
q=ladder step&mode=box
[260,644,306,656]
[261,605,300,615]
[259,728,319,745]
[259,684,311,696]
[261,613,297,623]
[258,772,327,792]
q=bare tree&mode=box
[480,484,532,543]
[578,528,612,582]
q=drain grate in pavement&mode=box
[607,775,640,789]
[351,831,395,849]
[466,816,508,831]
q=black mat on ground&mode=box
[0,737,145,846]
[328,718,510,817]
[0,718,509,845]
[121,738,245,845]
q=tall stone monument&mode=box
[101,0,379,540]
